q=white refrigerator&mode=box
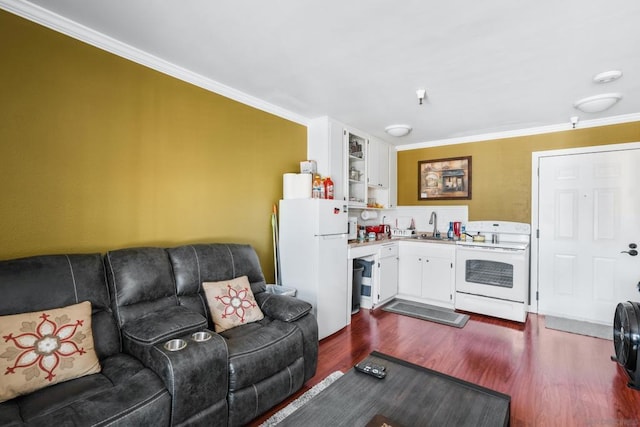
[278,199,349,340]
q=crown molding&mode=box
[396,113,640,151]
[0,0,310,126]
[3,0,639,141]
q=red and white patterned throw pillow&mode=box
[0,300,101,403]
[203,276,264,333]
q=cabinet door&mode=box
[328,120,345,201]
[378,254,398,302]
[367,138,390,188]
[378,142,390,188]
[421,256,454,304]
[367,139,380,187]
[345,130,367,206]
[388,147,397,207]
[398,253,423,297]
[307,117,345,201]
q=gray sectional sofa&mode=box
[0,243,318,426]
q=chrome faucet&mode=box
[429,211,438,237]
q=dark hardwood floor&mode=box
[250,308,640,426]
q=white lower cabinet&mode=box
[398,242,455,309]
[377,243,399,304]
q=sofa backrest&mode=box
[167,243,267,320]
[104,247,178,328]
[0,254,120,360]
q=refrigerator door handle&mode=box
[316,234,347,239]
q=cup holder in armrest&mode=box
[191,331,212,342]
[164,338,187,352]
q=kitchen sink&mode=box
[413,234,444,241]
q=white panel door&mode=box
[537,148,640,324]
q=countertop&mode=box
[348,232,459,248]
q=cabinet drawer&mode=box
[379,243,398,257]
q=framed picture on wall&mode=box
[418,156,472,200]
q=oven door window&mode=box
[465,259,513,288]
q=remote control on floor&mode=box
[355,362,386,379]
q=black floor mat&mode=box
[382,299,469,328]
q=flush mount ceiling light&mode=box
[385,124,412,137]
[573,93,622,113]
[593,70,623,84]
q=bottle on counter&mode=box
[447,222,454,240]
[324,177,334,199]
[312,175,322,198]
[461,225,466,241]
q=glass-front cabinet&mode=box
[346,130,367,207]
[306,117,396,209]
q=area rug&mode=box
[259,371,343,426]
[382,299,469,328]
[545,315,612,340]
[270,351,510,426]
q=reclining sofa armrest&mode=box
[121,305,207,345]
[119,306,230,425]
[256,292,312,322]
[125,327,230,426]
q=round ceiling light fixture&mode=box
[385,124,412,137]
[593,70,623,84]
[573,93,622,113]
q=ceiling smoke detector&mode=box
[416,89,426,105]
[385,124,412,137]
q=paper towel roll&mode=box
[283,173,312,199]
[296,173,311,198]
[361,210,378,220]
[283,174,297,199]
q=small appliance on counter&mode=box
[365,225,391,240]
[391,229,415,238]
[348,216,358,240]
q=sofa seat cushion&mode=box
[0,353,171,426]
[222,318,303,391]
[121,305,207,345]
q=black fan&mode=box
[612,301,640,389]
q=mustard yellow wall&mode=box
[398,122,640,222]
[0,10,306,281]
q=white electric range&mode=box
[455,221,531,323]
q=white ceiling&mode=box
[4,0,640,146]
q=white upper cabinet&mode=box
[367,137,390,188]
[388,146,397,208]
[307,117,345,201]
[345,129,368,207]
[307,116,397,209]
